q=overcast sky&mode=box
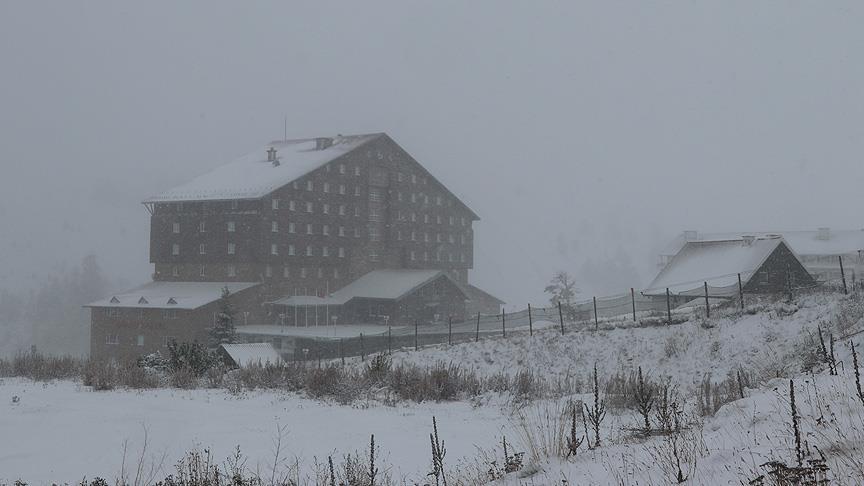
[1,1,862,306]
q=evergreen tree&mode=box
[209,286,236,347]
[544,271,580,319]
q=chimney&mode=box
[742,235,756,246]
[817,227,831,241]
[683,230,698,242]
[315,137,333,150]
[267,147,279,167]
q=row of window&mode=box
[269,222,361,236]
[272,198,364,212]
[104,308,177,320]
[394,211,469,226]
[168,264,346,280]
[105,334,176,347]
[407,250,468,263]
[396,230,469,245]
[171,240,353,257]
[395,191,455,209]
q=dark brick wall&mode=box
[744,242,816,293]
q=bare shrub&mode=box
[634,366,656,435]
[7,351,81,381]
[168,367,198,389]
[83,360,117,391]
[117,361,161,389]
[644,425,704,484]
[696,369,752,416]
[514,400,569,463]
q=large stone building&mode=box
[88,133,501,360]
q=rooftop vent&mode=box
[683,230,698,241]
[315,137,333,150]
[817,227,831,241]
[266,147,279,167]
[742,235,756,246]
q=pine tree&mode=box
[544,271,579,318]
[210,286,236,348]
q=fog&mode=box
[1,1,862,313]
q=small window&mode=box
[354,228,361,238]
[136,335,144,347]
[370,227,381,242]
[283,266,290,278]
[339,164,346,174]
[288,222,296,233]
[317,268,324,278]
[397,230,402,241]
[301,267,308,278]
[410,231,416,241]
[227,265,236,277]
[334,268,341,279]
[449,234,455,244]
[306,180,313,191]
[354,186,361,196]
[105,334,120,345]
[271,221,278,233]
[271,243,278,255]
[231,200,239,210]
[323,204,330,214]
[163,336,176,347]
[272,199,280,210]
[306,202,313,213]
[339,205,346,216]
[322,246,330,257]
[449,216,455,226]
[199,265,206,277]
[411,174,417,184]
[410,212,416,222]
[171,266,179,277]
[339,184,346,195]
[305,245,314,256]
[289,200,296,211]
[338,226,345,237]
[338,247,345,258]
[397,172,404,182]
[323,225,330,236]
[172,222,180,234]
[199,221,206,233]
[410,251,416,261]
[354,207,360,217]
[172,244,180,256]
[227,221,235,232]
[437,233,442,243]
[288,244,295,256]
[162,309,177,320]
[437,215,442,224]
[227,243,236,255]
[461,217,467,226]
[354,166,361,176]
[436,196,442,206]
[397,192,403,202]
[265,265,273,277]
[423,251,429,262]
[306,223,313,235]
[369,250,379,262]
[411,193,416,203]
[323,182,330,193]
[199,244,206,255]
[424,214,429,224]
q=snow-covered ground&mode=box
[2,293,863,484]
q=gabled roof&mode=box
[269,269,468,306]
[463,284,505,305]
[661,229,864,258]
[143,133,383,203]
[86,281,259,310]
[220,343,282,367]
[645,237,789,295]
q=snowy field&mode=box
[2,293,863,484]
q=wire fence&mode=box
[275,265,863,363]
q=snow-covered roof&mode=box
[236,324,393,339]
[220,343,282,367]
[269,269,466,306]
[143,133,382,203]
[645,237,787,295]
[86,281,259,310]
[661,229,864,257]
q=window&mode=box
[306,223,313,235]
[172,222,180,234]
[199,221,206,233]
[410,231,416,241]
[301,267,308,278]
[339,184,346,195]
[227,243,236,255]
[288,244,295,256]
[306,202,313,213]
[172,244,180,256]
[323,182,330,193]
[105,334,120,345]
[227,221,235,232]
[265,265,273,277]
[306,180,313,191]
[199,265,206,277]
[370,227,381,242]
[338,247,345,258]
[354,207,361,217]
[354,228,361,238]
[424,233,430,242]
[354,186,361,196]
[317,268,324,278]
[411,193,416,203]
[163,336,176,347]
[334,268,341,279]
[171,266,179,277]
[436,196,442,206]
[292,182,299,190]
[437,215,442,224]
[322,246,330,257]
[323,224,330,236]
[460,234,466,245]
[271,243,278,255]
[338,226,345,237]
[369,188,384,203]
[163,309,177,320]
[354,166,361,176]
[461,217,467,226]
[410,251,416,261]
[339,205,346,215]
[288,222,295,233]
[339,164,346,174]
[397,230,402,241]
[136,335,144,347]
[272,199,280,210]
[289,200,296,211]
[227,265,236,277]
[397,192,403,202]
[397,172,404,182]
[423,251,429,262]
[283,266,290,278]
[449,234,455,244]
[410,212,416,222]
[107,308,121,318]
[323,203,330,214]
[449,216,455,226]
[369,207,382,222]
[437,233,442,243]
[424,195,429,205]
[199,243,206,255]
[411,174,417,184]
[306,245,313,256]
[424,214,429,224]
[271,221,279,233]
[369,249,379,262]
[460,253,466,263]
[231,200,239,210]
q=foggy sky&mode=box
[1,1,862,306]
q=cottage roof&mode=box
[661,229,864,258]
[645,237,789,295]
[143,134,383,203]
[220,343,282,367]
[86,281,259,310]
[269,269,467,306]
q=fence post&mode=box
[738,273,744,310]
[501,310,506,338]
[631,288,636,322]
[558,301,565,335]
[704,281,710,318]
[448,316,453,345]
[593,296,598,331]
[528,303,533,336]
[666,288,672,325]
[388,326,392,355]
[414,320,419,351]
[475,312,481,342]
[360,333,365,362]
[340,338,345,366]
[839,255,848,295]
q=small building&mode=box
[463,284,505,316]
[219,343,282,368]
[86,281,262,361]
[644,236,815,298]
[659,228,864,283]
